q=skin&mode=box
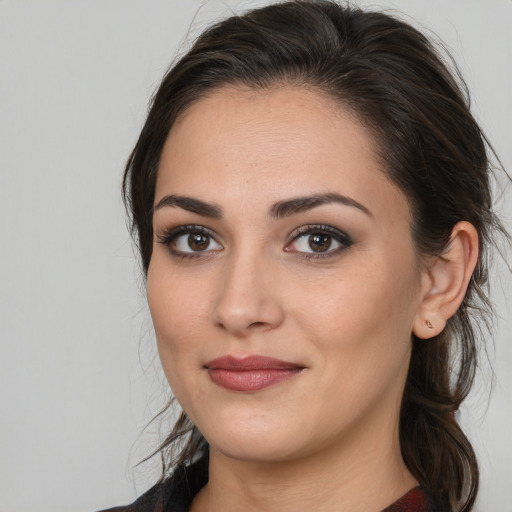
[147,86,475,511]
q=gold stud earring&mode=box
[425,320,434,329]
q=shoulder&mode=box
[381,487,445,512]
[96,481,165,512]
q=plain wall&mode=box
[0,1,510,511]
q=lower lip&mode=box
[208,368,303,392]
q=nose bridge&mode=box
[212,244,284,335]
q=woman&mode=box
[102,1,508,511]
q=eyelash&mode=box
[156,224,353,261]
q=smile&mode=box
[205,355,305,392]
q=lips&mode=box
[205,355,305,392]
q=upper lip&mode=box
[205,355,304,370]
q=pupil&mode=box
[188,233,209,251]
[309,233,331,252]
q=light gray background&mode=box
[0,1,510,511]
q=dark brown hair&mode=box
[123,1,507,510]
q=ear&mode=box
[413,221,479,340]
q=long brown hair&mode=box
[123,2,508,509]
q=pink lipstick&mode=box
[205,356,304,392]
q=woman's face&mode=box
[148,86,425,463]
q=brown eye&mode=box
[286,225,352,258]
[188,233,210,251]
[168,228,222,254]
[308,233,332,252]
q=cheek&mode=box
[147,257,208,376]
[293,262,418,427]
[290,251,420,373]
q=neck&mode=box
[191,418,417,512]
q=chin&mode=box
[213,437,304,464]
[200,414,316,464]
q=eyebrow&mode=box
[270,192,372,219]
[153,195,222,218]
[153,192,372,219]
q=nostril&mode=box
[248,321,266,329]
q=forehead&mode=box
[156,85,408,219]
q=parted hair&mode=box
[123,2,506,510]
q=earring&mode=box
[425,320,434,329]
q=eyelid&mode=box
[288,224,353,244]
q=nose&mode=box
[212,250,285,337]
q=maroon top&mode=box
[382,486,431,511]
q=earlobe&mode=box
[413,221,479,340]
[413,315,446,340]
